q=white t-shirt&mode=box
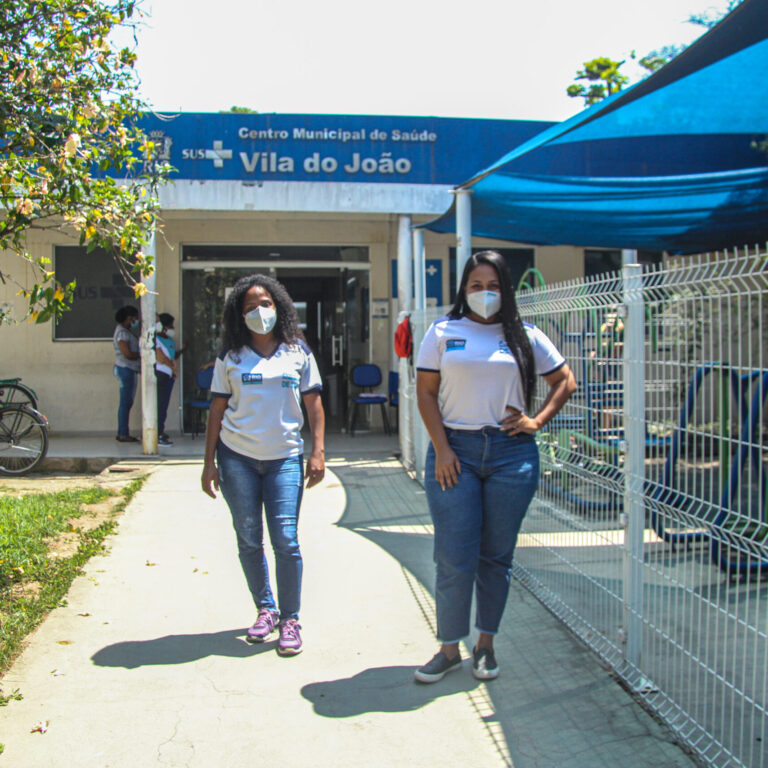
[155,335,175,377]
[211,341,322,460]
[416,315,565,430]
[113,325,140,372]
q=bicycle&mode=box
[0,403,49,476]
[0,377,38,410]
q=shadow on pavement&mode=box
[302,665,481,717]
[91,628,271,668]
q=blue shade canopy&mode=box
[425,0,768,253]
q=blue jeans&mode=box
[113,365,137,437]
[216,440,304,620]
[156,371,174,434]
[425,427,539,643]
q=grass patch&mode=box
[0,476,147,676]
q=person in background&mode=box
[414,250,576,683]
[113,305,141,443]
[155,312,186,446]
[201,274,325,656]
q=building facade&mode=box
[2,113,616,434]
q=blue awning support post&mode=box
[455,189,472,293]
[413,227,426,311]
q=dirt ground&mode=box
[1,462,158,606]
[0,461,156,558]
[0,461,154,499]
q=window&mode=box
[182,245,368,263]
[53,246,135,340]
[585,249,663,278]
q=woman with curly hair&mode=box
[201,274,325,656]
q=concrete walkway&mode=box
[0,439,697,767]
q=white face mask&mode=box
[466,290,502,319]
[155,320,163,332]
[244,306,277,335]
[165,328,176,339]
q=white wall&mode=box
[1,211,590,433]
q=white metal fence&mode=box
[401,246,767,768]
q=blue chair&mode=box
[187,365,215,438]
[349,364,391,436]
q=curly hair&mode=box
[115,305,138,323]
[448,250,536,411]
[220,273,305,355]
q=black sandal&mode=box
[116,435,139,443]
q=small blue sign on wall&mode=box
[391,259,443,305]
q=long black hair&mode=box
[220,274,305,355]
[449,250,536,411]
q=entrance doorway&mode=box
[180,252,370,433]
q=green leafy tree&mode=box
[0,0,169,324]
[689,0,742,28]
[632,45,685,75]
[567,57,629,106]
[567,2,745,106]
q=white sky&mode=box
[128,0,732,123]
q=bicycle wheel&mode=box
[0,405,49,476]
[0,382,38,410]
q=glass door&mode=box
[181,265,369,433]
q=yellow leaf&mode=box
[54,288,65,301]
[64,133,81,157]
[134,282,147,298]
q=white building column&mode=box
[397,214,413,314]
[140,232,158,455]
[455,188,472,292]
[412,227,426,311]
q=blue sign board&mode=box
[139,113,553,186]
[391,259,443,305]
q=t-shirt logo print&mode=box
[242,373,262,385]
[281,373,300,389]
[445,338,466,351]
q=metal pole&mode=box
[397,215,413,314]
[622,255,645,676]
[413,227,426,311]
[455,189,472,294]
[140,231,158,455]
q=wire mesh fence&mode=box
[403,245,767,768]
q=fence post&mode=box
[622,258,645,675]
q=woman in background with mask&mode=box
[414,251,576,683]
[113,305,141,442]
[201,274,325,657]
[155,312,187,446]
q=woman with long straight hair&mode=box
[414,251,576,682]
[201,273,325,656]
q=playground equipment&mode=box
[540,362,767,575]
[525,271,767,578]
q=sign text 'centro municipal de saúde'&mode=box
[138,114,553,186]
